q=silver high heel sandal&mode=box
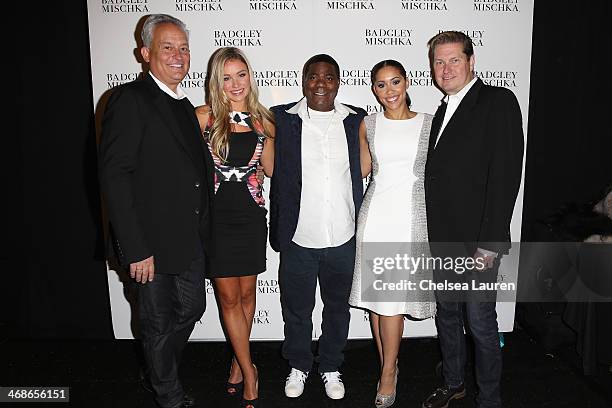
[374,362,398,408]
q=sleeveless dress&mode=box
[206,130,267,277]
[349,112,436,317]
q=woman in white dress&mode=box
[349,60,436,407]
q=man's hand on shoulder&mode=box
[130,256,155,283]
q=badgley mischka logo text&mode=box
[101,0,149,13]
[250,0,298,11]
[175,0,223,12]
[473,0,519,12]
[214,29,263,47]
[365,28,413,46]
[401,0,447,11]
[327,0,375,10]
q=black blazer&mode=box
[425,78,524,256]
[99,74,214,275]
[269,101,367,252]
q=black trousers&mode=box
[137,253,206,408]
[279,237,355,373]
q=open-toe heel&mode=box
[226,358,243,397]
[241,364,259,408]
[374,361,398,408]
[241,396,259,408]
[225,380,243,397]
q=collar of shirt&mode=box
[149,72,187,100]
[443,75,478,106]
[286,97,355,121]
[435,76,478,148]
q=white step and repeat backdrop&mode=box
[87,0,534,340]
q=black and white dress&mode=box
[206,130,267,277]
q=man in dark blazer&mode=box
[422,31,524,408]
[98,14,213,408]
[269,54,366,401]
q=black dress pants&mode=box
[137,253,206,408]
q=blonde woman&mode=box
[195,47,274,408]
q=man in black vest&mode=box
[422,31,524,408]
[99,14,214,408]
[270,54,366,400]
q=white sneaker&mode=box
[285,368,308,398]
[320,371,345,399]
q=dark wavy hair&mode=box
[370,59,412,107]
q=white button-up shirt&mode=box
[149,72,188,100]
[435,76,478,147]
[289,98,356,249]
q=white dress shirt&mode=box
[149,72,188,100]
[289,98,356,249]
[435,76,478,147]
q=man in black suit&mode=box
[422,31,524,408]
[99,14,213,408]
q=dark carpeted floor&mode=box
[2,327,611,408]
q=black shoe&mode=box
[159,394,195,408]
[141,378,154,393]
[169,397,196,408]
[241,397,259,408]
[141,373,195,408]
[181,394,195,407]
[226,380,244,397]
[154,394,196,408]
[422,384,466,408]
[241,364,259,407]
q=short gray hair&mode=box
[141,14,189,48]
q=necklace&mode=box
[307,107,336,139]
[229,111,252,128]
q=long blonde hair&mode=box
[206,47,274,162]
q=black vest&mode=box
[269,101,366,252]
